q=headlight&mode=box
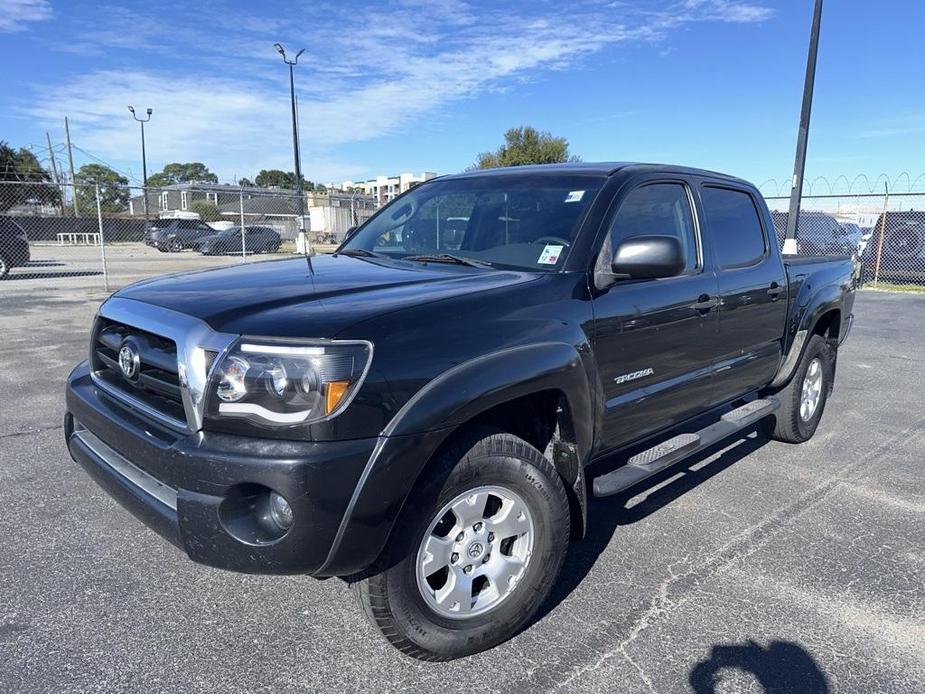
[209,339,373,427]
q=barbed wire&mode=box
[758,172,925,197]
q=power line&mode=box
[69,145,140,183]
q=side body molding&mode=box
[317,341,594,577]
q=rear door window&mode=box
[701,186,767,268]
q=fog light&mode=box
[268,492,293,530]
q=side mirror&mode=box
[611,235,685,280]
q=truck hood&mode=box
[114,254,538,337]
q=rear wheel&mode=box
[353,430,570,660]
[764,334,835,443]
[167,237,183,252]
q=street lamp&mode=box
[128,105,153,220]
[274,43,308,254]
[783,0,824,254]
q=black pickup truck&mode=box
[65,163,856,660]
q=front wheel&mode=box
[167,237,183,252]
[764,334,835,443]
[353,430,570,660]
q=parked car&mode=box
[770,210,850,255]
[145,218,217,252]
[195,226,281,255]
[861,211,925,282]
[836,222,864,256]
[65,163,856,660]
[0,217,31,279]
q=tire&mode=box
[353,429,571,661]
[167,237,183,253]
[764,334,835,443]
[0,253,10,279]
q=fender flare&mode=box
[316,341,593,577]
[771,282,844,388]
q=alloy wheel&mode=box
[800,357,823,421]
[415,485,534,619]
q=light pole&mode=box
[128,106,153,221]
[783,0,824,255]
[274,43,308,254]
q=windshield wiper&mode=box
[338,248,387,259]
[404,253,493,268]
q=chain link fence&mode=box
[0,181,377,291]
[2,180,923,291]
[764,192,925,287]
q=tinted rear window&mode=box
[701,187,767,268]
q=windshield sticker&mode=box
[564,190,585,203]
[538,244,564,265]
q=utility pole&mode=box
[274,43,308,255]
[46,131,64,215]
[45,132,60,182]
[783,0,824,255]
[64,117,79,217]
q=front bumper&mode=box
[65,361,378,575]
[8,237,30,266]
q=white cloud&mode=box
[0,0,52,32]
[682,0,774,23]
[26,0,773,181]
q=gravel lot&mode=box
[0,283,922,693]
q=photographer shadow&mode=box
[689,639,830,693]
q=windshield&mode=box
[341,173,605,271]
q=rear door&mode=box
[592,178,721,451]
[698,183,788,402]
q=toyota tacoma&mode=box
[65,163,857,660]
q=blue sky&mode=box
[1,0,923,193]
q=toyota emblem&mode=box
[118,341,140,379]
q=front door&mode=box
[592,180,721,452]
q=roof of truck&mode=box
[440,162,751,185]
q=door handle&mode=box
[767,282,785,301]
[690,294,719,312]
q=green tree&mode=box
[471,126,580,170]
[0,141,61,211]
[146,162,218,186]
[238,177,255,187]
[255,169,293,188]
[253,169,315,190]
[74,163,129,215]
[190,198,222,222]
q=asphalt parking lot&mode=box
[1,244,293,294]
[1,284,923,693]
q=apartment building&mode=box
[337,172,437,206]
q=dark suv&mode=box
[194,226,281,255]
[0,217,31,279]
[862,211,925,282]
[145,219,217,252]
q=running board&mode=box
[592,398,780,498]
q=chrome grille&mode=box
[91,318,187,428]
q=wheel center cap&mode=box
[467,542,484,559]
